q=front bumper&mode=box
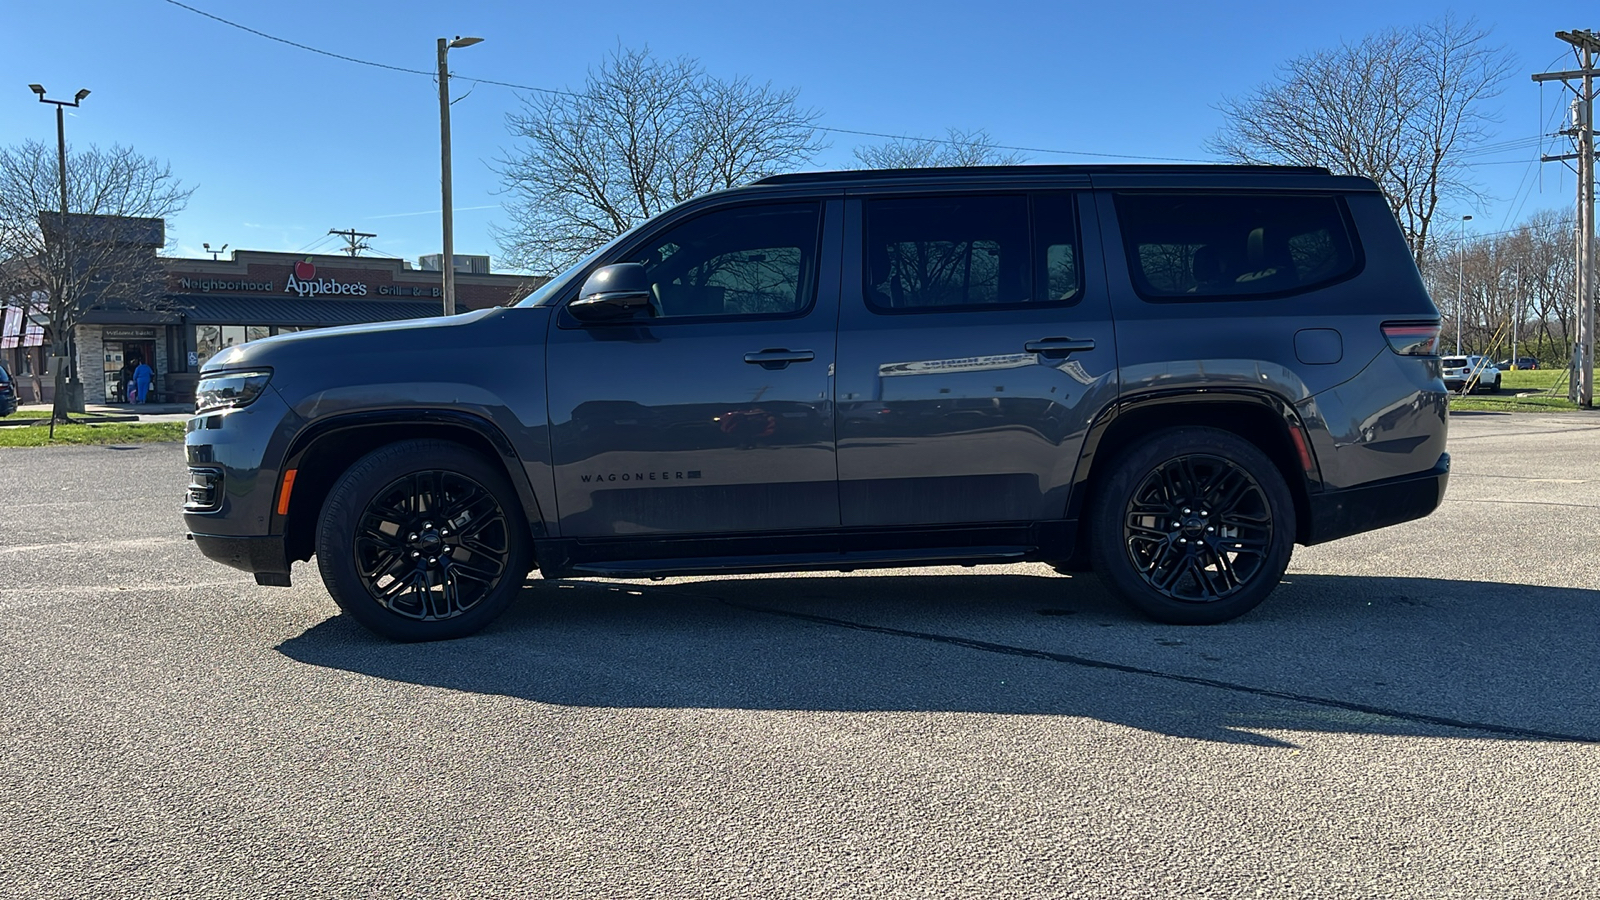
[1302,453,1450,546]
[189,532,293,586]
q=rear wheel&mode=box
[1088,427,1295,624]
[315,439,532,641]
[1489,376,1501,393]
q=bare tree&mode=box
[1209,15,1514,262]
[852,127,1027,169]
[0,141,191,417]
[495,47,826,274]
[1420,209,1576,359]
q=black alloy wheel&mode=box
[353,470,509,620]
[1089,427,1295,625]
[317,439,531,641]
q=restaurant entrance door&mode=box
[104,339,156,402]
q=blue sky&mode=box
[0,0,1587,272]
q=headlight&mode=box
[195,370,273,414]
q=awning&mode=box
[174,295,443,327]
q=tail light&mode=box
[1382,322,1441,356]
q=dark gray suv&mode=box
[184,165,1449,640]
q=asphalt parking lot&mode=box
[1,413,1597,899]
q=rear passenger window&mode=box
[863,193,1082,312]
[1114,193,1358,300]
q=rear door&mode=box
[833,188,1119,527]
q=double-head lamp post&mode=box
[28,84,90,417]
[438,35,482,317]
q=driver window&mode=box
[633,203,821,319]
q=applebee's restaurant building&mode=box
[84,249,541,405]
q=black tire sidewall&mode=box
[315,439,532,641]
[1089,427,1295,625]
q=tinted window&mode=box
[863,194,1083,311]
[1034,193,1081,302]
[865,195,1019,310]
[1115,193,1358,300]
[630,203,821,319]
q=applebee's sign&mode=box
[284,260,369,298]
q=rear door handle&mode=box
[744,349,815,369]
[1024,337,1096,355]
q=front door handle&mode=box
[1024,337,1096,356]
[744,349,815,370]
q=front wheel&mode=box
[1489,376,1501,393]
[1088,427,1295,625]
[316,439,532,641]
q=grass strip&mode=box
[0,420,185,448]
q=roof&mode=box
[39,213,165,246]
[754,164,1333,186]
[174,295,444,327]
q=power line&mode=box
[160,0,441,79]
[157,0,1214,164]
[293,233,338,255]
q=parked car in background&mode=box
[1442,355,1500,393]
[1495,356,1539,371]
[0,363,18,417]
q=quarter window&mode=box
[631,203,821,319]
[1115,193,1358,300]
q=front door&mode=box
[834,190,1118,527]
[547,199,843,539]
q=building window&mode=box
[196,323,299,369]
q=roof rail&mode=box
[754,164,1333,186]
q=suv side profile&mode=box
[183,165,1450,641]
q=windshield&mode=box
[516,222,649,308]
[1442,357,1468,368]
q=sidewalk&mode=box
[16,402,195,424]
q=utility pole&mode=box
[1535,30,1598,408]
[438,35,483,316]
[328,228,376,257]
[1456,215,1472,356]
[1512,261,1522,368]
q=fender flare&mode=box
[1064,388,1323,527]
[278,408,547,538]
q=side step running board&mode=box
[566,546,1035,579]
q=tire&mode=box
[315,439,532,641]
[1088,427,1295,625]
[1489,376,1501,393]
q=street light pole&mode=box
[438,35,482,317]
[1456,214,1472,356]
[28,84,89,418]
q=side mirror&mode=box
[570,263,654,322]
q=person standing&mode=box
[134,358,153,404]
[122,356,139,404]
